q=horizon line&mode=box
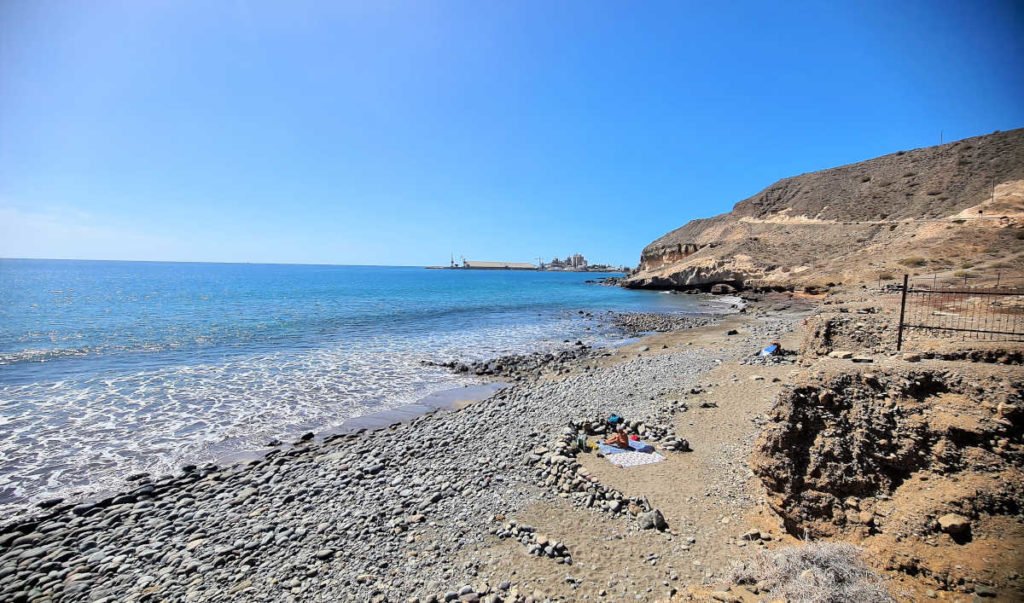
[0,257,633,270]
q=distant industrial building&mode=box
[427,253,626,272]
[462,260,537,270]
[541,254,588,271]
[425,256,538,270]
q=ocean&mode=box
[0,259,729,517]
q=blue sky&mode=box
[1,1,1022,266]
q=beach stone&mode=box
[17,546,49,560]
[111,494,136,506]
[974,585,997,597]
[638,510,667,531]
[132,483,156,497]
[72,503,97,516]
[11,532,41,546]
[232,487,257,505]
[938,513,971,535]
[997,403,1019,420]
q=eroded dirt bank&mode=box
[754,364,1023,595]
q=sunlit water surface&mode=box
[0,260,732,516]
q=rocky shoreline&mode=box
[608,312,721,336]
[0,305,767,603]
[422,310,728,380]
[422,342,595,381]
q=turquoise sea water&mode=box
[0,259,728,515]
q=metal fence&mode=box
[895,274,1024,350]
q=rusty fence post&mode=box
[896,274,909,351]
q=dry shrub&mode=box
[731,542,895,603]
[898,257,927,268]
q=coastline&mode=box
[0,299,786,602]
[14,289,1016,601]
[0,303,736,523]
[2,266,1017,601]
[211,382,510,471]
[4,262,733,521]
[1,305,735,524]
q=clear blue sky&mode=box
[1,1,1022,266]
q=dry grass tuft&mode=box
[731,542,895,603]
[898,257,927,268]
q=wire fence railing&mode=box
[895,274,1024,351]
[879,272,1024,292]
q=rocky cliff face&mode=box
[626,129,1024,290]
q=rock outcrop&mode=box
[626,129,1024,290]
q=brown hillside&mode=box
[625,129,1024,291]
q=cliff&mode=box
[625,129,1024,291]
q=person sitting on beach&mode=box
[604,426,631,449]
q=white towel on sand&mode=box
[606,451,665,468]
